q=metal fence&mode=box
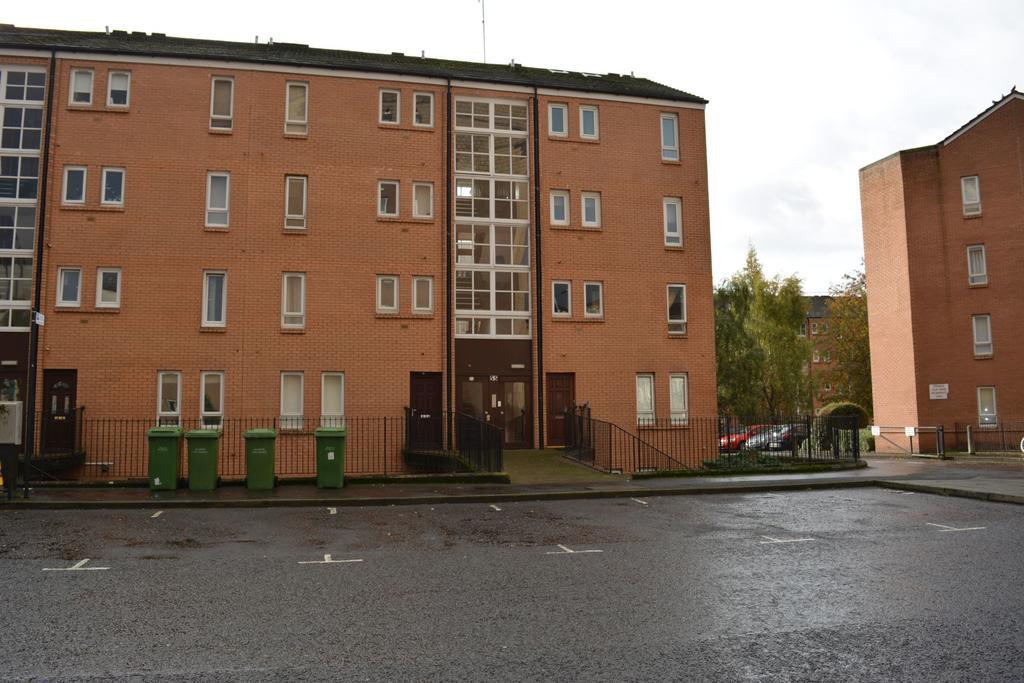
[404,409,503,473]
[951,422,1024,453]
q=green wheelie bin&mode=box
[244,428,276,490]
[147,426,183,491]
[314,427,347,488]
[185,429,221,491]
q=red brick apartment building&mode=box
[0,25,716,474]
[802,295,835,413]
[860,89,1024,451]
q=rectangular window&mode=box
[203,270,227,327]
[157,371,181,425]
[0,206,36,251]
[669,374,688,425]
[413,182,433,218]
[811,321,819,335]
[972,314,992,357]
[200,371,224,427]
[1,106,43,151]
[285,175,307,229]
[63,166,86,204]
[107,71,130,107]
[813,351,820,363]
[548,103,567,136]
[550,190,569,225]
[552,281,571,317]
[961,176,981,216]
[967,245,987,286]
[70,69,93,105]
[0,155,40,200]
[210,77,234,129]
[661,113,679,160]
[377,275,398,313]
[285,82,308,134]
[824,350,832,363]
[412,276,434,313]
[95,268,121,308]
[580,105,599,139]
[663,197,682,246]
[977,386,997,426]
[799,322,807,337]
[379,89,399,124]
[206,172,230,227]
[56,267,81,307]
[667,284,687,334]
[584,281,603,318]
[414,92,434,127]
[378,180,399,217]
[101,167,125,206]
[636,374,655,425]
[4,70,46,102]
[581,192,601,227]
[280,372,304,429]
[282,272,305,328]
[321,372,345,427]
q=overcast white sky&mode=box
[8,1,1022,292]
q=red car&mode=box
[719,424,771,452]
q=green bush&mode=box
[819,401,870,428]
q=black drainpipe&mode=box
[532,87,544,448]
[445,79,453,447]
[23,50,57,496]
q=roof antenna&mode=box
[255,35,259,44]
[105,26,110,34]
[478,0,487,63]
[421,49,425,58]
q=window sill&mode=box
[281,327,306,334]
[664,245,685,251]
[204,226,230,233]
[660,158,682,165]
[577,137,601,144]
[551,315,573,321]
[54,304,82,310]
[547,133,569,141]
[973,354,993,360]
[962,213,982,220]
[283,132,308,140]
[968,283,989,288]
[667,333,688,339]
[376,312,436,320]
[208,128,233,135]
[550,224,603,232]
[376,216,435,225]
[199,326,227,333]
[580,316,605,323]
[60,204,125,213]
[92,307,121,313]
[283,227,307,235]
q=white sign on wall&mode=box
[904,426,916,438]
[870,426,881,437]
[929,384,949,400]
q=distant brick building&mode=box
[860,89,1023,447]
[802,295,835,413]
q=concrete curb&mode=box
[876,480,1024,506]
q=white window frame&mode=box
[669,373,688,425]
[95,267,121,308]
[548,103,568,137]
[961,175,981,216]
[200,371,224,428]
[281,272,306,328]
[202,270,227,328]
[62,166,87,205]
[579,105,599,140]
[412,276,434,313]
[581,192,601,228]
[156,371,181,425]
[663,197,682,246]
[552,280,571,317]
[206,172,230,227]
[378,180,399,217]
[972,314,993,357]
[977,386,997,427]
[813,351,820,363]
[660,113,679,161]
[413,92,434,128]
[550,190,569,226]
[811,321,819,335]
[101,167,125,206]
[379,89,400,124]
[584,281,603,318]
[412,182,434,219]
[967,244,987,286]
[56,267,81,307]
[280,372,304,429]
[69,68,93,106]
[284,81,308,135]
[667,284,687,335]
[106,71,131,108]
[376,275,399,313]
[321,372,345,427]
[636,373,655,426]
[209,77,234,130]
[284,175,307,230]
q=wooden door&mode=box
[409,372,442,449]
[42,369,77,454]
[546,373,575,446]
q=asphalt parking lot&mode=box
[1,489,1022,681]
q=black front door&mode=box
[41,369,77,453]
[409,372,442,449]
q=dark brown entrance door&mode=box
[42,369,77,454]
[546,373,576,446]
[409,372,442,449]
[457,375,531,449]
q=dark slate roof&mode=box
[0,25,707,105]
[804,295,832,319]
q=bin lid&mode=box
[314,426,347,436]
[147,426,183,437]
[244,428,277,438]
[185,428,223,439]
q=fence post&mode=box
[966,424,974,455]
[937,426,945,459]
[852,420,860,460]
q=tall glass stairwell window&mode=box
[453,98,531,338]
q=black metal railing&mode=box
[952,422,1024,453]
[563,406,687,473]
[403,409,503,473]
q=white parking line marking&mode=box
[759,536,814,545]
[489,504,502,511]
[887,490,916,495]
[327,507,337,515]
[926,523,986,532]
[151,511,163,519]
[545,544,603,555]
[43,559,110,572]
[631,498,649,506]
[298,554,364,565]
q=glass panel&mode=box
[414,184,432,216]
[109,73,129,105]
[285,275,303,314]
[65,170,84,201]
[379,183,397,215]
[322,374,344,416]
[553,283,569,314]
[212,80,232,116]
[203,374,222,413]
[550,105,565,133]
[206,274,224,321]
[282,374,303,415]
[585,284,602,315]
[103,170,123,203]
[415,279,431,309]
[100,271,119,303]
[160,374,179,414]
[209,175,228,209]
[636,376,653,413]
[668,286,684,321]
[415,94,432,125]
[670,375,687,417]
[553,194,566,222]
[61,270,80,303]
[287,177,305,219]
[380,91,398,122]
[72,71,92,102]
[582,109,596,136]
[288,84,307,122]
[584,197,596,224]
[379,278,396,308]
[460,381,484,418]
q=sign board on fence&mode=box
[870,425,881,437]
[929,384,949,400]
[904,426,916,438]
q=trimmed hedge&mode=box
[819,401,870,428]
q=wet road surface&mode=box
[1,489,1022,680]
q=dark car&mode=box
[744,424,807,451]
